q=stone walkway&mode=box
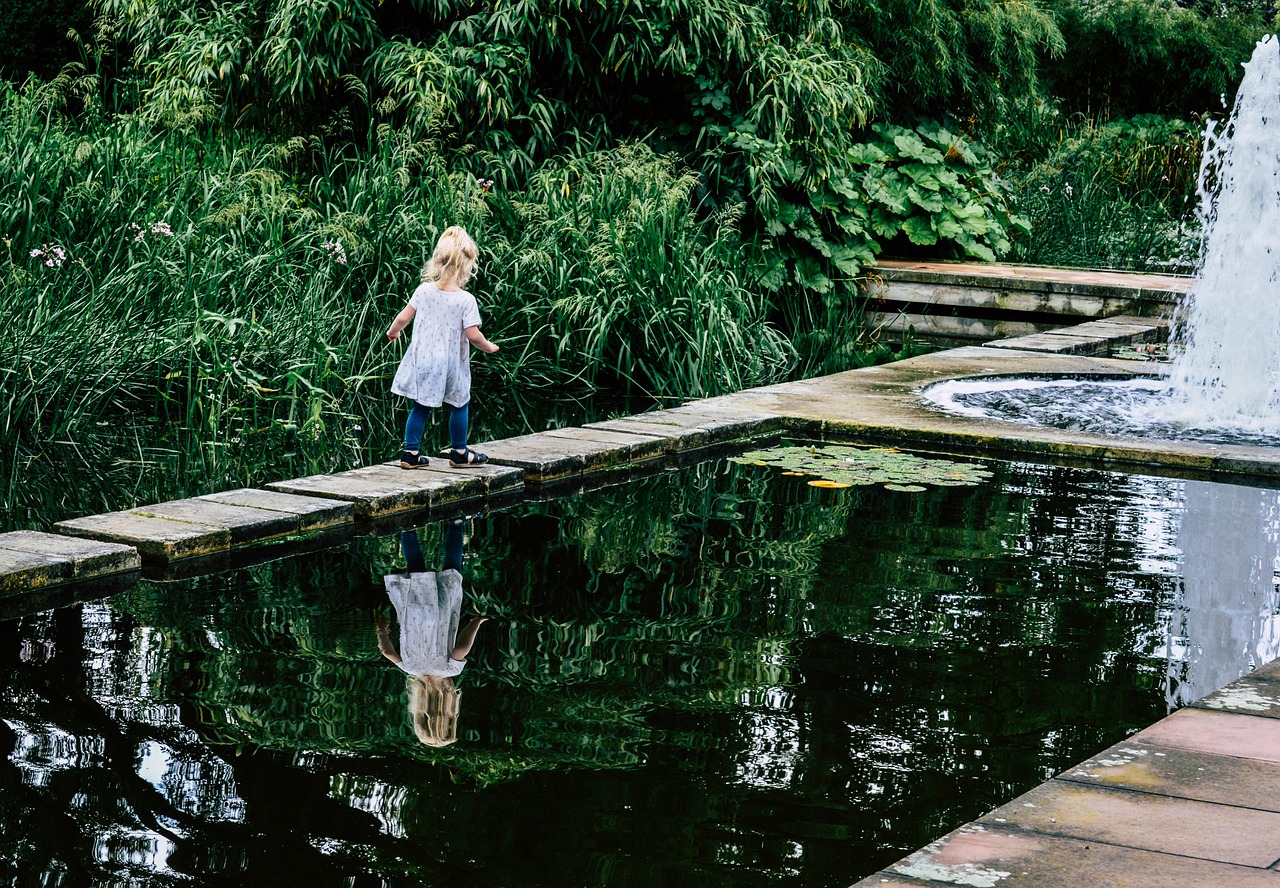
[854,658,1280,886]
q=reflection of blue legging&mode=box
[400,522,463,574]
[403,401,469,453]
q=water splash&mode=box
[1165,35,1280,431]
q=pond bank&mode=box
[854,658,1280,887]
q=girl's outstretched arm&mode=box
[387,304,416,341]
[464,325,499,353]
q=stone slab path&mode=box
[0,531,138,594]
[854,659,1280,886]
[55,488,352,560]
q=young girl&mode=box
[386,225,499,468]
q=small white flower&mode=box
[30,243,66,267]
[321,239,348,265]
[1064,184,1074,198]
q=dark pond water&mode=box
[2,454,1278,887]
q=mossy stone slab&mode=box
[375,461,526,496]
[858,824,1280,888]
[974,779,1280,867]
[267,462,518,519]
[1060,738,1280,813]
[132,499,302,545]
[199,488,354,533]
[0,530,141,579]
[986,332,1107,355]
[478,432,625,480]
[538,427,668,463]
[56,512,231,561]
[586,407,783,452]
[0,547,72,594]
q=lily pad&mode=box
[730,442,993,491]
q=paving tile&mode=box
[372,460,526,496]
[976,780,1280,867]
[584,416,719,451]
[538,426,668,463]
[985,333,1106,355]
[1133,707,1280,764]
[1058,738,1280,812]
[267,462,517,519]
[0,547,72,594]
[585,407,783,452]
[56,512,231,561]
[132,499,301,545]
[0,531,140,578]
[199,488,354,533]
[477,432,622,480]
[867,823,1280,887]
[1193,674,1280,719]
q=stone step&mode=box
[266,461,522,520]
[0,531,140,594]
[477,429,659,481]
[54,488,352,561]
[584,406,784,453]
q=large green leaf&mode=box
[902,215,938,245]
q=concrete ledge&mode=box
[856,655,1280,886]
[873,258,1191,302]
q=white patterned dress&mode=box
[383,569,466,677]
[390,281,482,408]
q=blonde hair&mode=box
[420,225,478,289]
[407,674,461,747]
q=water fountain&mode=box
[925,35,1280,447]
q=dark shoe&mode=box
[448,447,489,467]
[399,450,432,469]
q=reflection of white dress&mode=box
[383,569,465,677]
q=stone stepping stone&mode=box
[476,427,673,481]
[55,488,352,561]
[585,407,784,453]
[984,331,1108,355]
[266,462,522,519]
[0,531,140,594]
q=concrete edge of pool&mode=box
[852,657,1280,887]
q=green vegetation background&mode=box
[0,0,1269,525]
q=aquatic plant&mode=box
[731,443,994,492]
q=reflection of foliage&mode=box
[732,443,994,492]
[111,459,857,786]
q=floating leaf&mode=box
[733,441,993,491]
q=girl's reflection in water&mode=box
[376,519,488,746]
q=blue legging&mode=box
[400,521,463,573]
[403,401,469,453]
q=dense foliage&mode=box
[0,0,1273,512]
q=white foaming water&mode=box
[1163,34,1280,434]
